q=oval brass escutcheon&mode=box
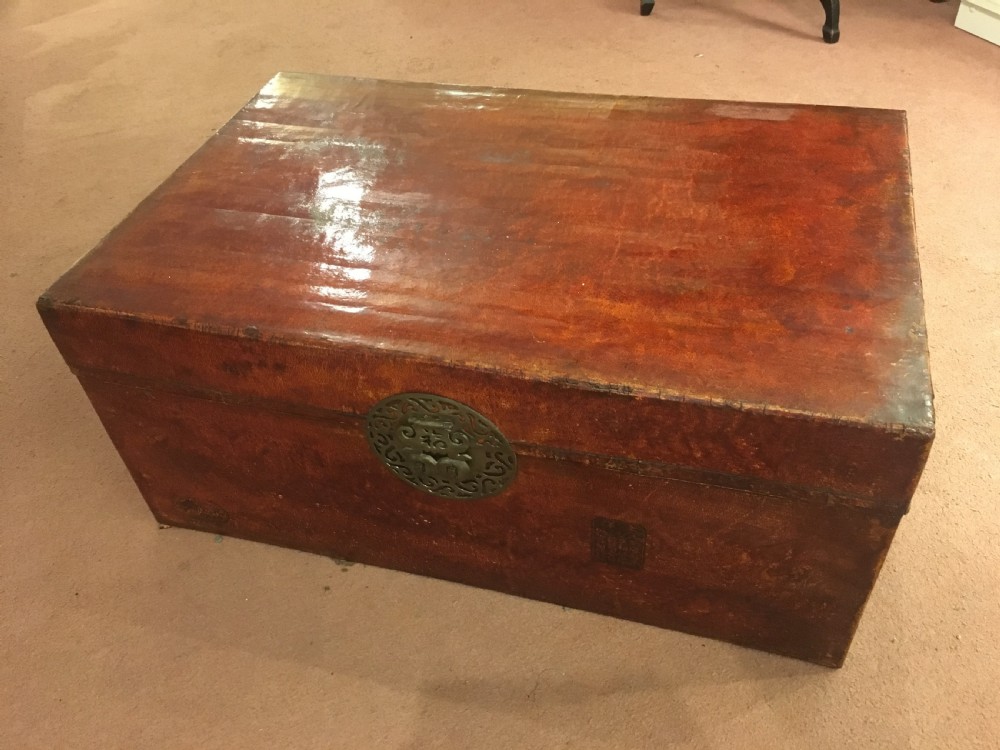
[365,393,517,499]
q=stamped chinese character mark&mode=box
[591,517,647,570]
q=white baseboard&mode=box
[956,0,1000,46]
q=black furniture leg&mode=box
[820,0,840,43]
[640,0,840,42]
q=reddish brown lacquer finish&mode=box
[38,73,934,666]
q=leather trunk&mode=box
[37,73,935,667]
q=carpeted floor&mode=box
[2,1,998,747]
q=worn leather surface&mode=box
[34,74,936,667]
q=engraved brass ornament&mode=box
[365,393,517,499]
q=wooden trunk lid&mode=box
[38,73,934,512]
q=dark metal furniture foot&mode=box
[820,0,840,43]
[640,0,839,43]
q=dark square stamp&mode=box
[591,517,647,570]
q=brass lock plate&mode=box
[365,393,517,499]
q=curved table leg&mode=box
[640,0,655,15]
[820,0,840,43]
